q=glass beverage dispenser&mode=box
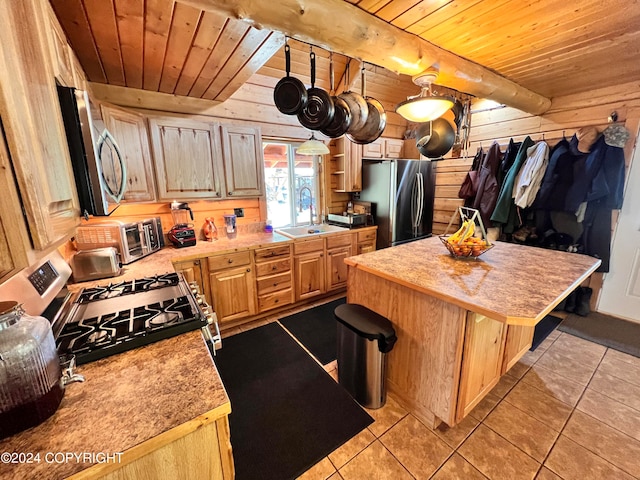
[223,214,237,239]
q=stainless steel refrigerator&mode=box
[359,159,435,250]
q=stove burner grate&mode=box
[56,294,204,364]
[77,273,181,304]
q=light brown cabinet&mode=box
[0,131,30,282]
[325,234,353,291]
[102,105,156,202]
[456,313,506,421]
[148,118,265,200]
[361,137,404,159]
[0,0,80,252]
[221,125,264,197]
[357,229,377,254]
[45,2,73,87]
[208,251,256,324]
[173,258,211,307]
[149,117,225,201]
[254,244,293,312]
[293,239,326,301]
[501,325,534,374]
[330,136,362,192]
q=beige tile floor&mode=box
[224,299,640,480]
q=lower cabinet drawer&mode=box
[256,271,292,295]
[255,258,291,276]
[258,288,293,312]
[208,251,251,271]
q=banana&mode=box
[447,220,468,244]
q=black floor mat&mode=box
[214,322,373,480]
[279,297,346,365]
[559,312,640,358]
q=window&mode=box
[263,141,319,228]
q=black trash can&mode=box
[334,303,397,409]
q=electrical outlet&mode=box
[234,208,244,218]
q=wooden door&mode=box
[0,0,80,250]
[173,258,211,307]
[209,266,256,324]
[45,3,73,87]
[384,138,404,159]
[345,139,363,192]
[326,246,351,291]
[362,139,383,158]
[501,325,534,374]
[456,313,505,421]
[294,251,325,301]
[149,117,224,200]
[102,105,156,202]
[220,125,264,197]
[0,125,30,282]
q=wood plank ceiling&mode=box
[51,0,640,105]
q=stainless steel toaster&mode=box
[71,247,122,283]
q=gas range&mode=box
[55,272,221,365]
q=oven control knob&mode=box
[206,312,218,326]
[196,294,205,305]
[201,303,211,315]
[188,281,201,295]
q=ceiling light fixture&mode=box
[395,69,455,123]
[297,133,329,155]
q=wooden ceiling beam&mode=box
[179,0,551,115]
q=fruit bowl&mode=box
[439,235,493,258]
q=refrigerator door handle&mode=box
[413,172,424,229]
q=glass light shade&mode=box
[297,135,329,155]
[395,96,455,123]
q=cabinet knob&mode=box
[194,260,200,265]
[216,192,221,197]
[274,299,279,304]
[228,259,233,263]
[272,265,277,270]
[273,282,278,286]
[246,268,251,272]
[228,191,233,196]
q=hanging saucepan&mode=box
[346,66,386,144]
[416,117,455,158]
[338,59,368,134]
[273,43,308,115]
[321,53,352,138]
[297,50,334,130]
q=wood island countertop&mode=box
[0,331,229,480]
[345,236,601,326]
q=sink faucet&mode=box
[299,186,313,226]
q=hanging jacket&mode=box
[497,138,521,189]
[512,141,549,208]
[532,138,573,210]
[458,147,484,207]
[472,141,503,229]
[491,136,535,233]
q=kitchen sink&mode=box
[275,224,349,238]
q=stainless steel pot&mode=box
[338,59,368,134]
[346,67,386,144]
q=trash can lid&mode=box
[334,304,397,352]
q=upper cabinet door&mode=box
[45,3,73,88]
[0,0,80,250]
[102,105,156,202]
[220,125,264,197]
[148,117,224,201]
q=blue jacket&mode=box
[565,135,625,212]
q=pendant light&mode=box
[395,69,455,123]
[297,132,329,155]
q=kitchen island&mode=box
[345,236,601,428]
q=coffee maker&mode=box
[168,201,196,248]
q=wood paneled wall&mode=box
[432,80,640,236]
